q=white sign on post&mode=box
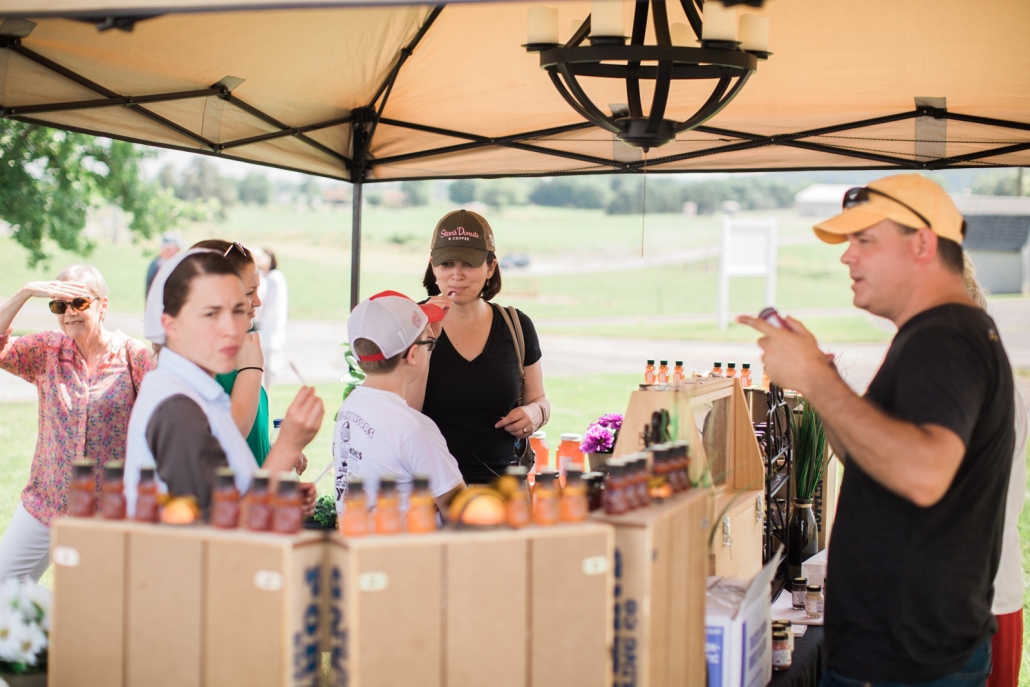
[718,217,778,329]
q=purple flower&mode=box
[596,413,624,432]
[580,425,616,454]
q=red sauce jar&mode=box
[272,474,303,534]
[68,460,96,518]
[134,467,160,523]
[603,461,628,515]
[243,470,272,532]
[100,461,126,520]
[211,468,240,529]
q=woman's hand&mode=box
[24,281,91,301]
[237,331,264,370]
[295,452,308,475]
[496,403,542,438]
[298,482,318,517]
[424,295,453,337]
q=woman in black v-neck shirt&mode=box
[408,210,550,484]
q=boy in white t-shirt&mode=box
[332,290,465,518]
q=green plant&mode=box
[341,342,365,401]
[312,494,338,529]
[791,398,827,500]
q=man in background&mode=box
[741,174,1014,686]
[145,232,183,296]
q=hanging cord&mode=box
[640,151,648,258]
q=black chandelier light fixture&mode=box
[524,0,771,151]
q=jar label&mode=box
[772,648,792,668]
[53,545,80,567]
[359,571,389,592]
[581,556,609,575]
[253,570,283,591]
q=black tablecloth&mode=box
[769,626,825,687]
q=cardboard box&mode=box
[594,488,710,687]
[327,523,615,687]
[705,554,780,687]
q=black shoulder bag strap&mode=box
[496,305,534,467]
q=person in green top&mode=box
[192,240,272,465]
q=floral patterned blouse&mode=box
[0,327,155,526]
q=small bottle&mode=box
[636,457,652,507]
[672,360,685,383]
[271,418,283,444]
[776,620,794,651]
[68,460,95,518]
[504,467,531,529]
[805,585,824,618]
[648,447,672,501]
[211,467,240,529]
[375,476,402,535]
[791,577,808,609]
[556,434,585,485]
[725,362,736,378]
[243,470,273,531]
[406,475,438,533]
[272,474,303,534]
[134,467,160,523]
[101,461,126,520]
[533,471,561,526]
[583,472,605,512]
[603,461,628,515]
[529,431,550,472]
[758,306,789,329]
[341,477,369,537]
[708,361,723,377]
[657,360,669,384]
[740,362,753,387]
[644,359,656,384]
[772,631,792,671]
[559,469,589,523]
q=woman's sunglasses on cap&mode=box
[843,186,933,230]
[48,297,93,314]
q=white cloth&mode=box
[143,248,217,345]
[331,386,463,515]
[259,269,288,386]
[0,503,52,583]
[992,389,1028,615]
[124,347,258,516]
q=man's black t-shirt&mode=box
[422,304,542,484]
[826,304,1014,682]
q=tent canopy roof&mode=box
[0,0,1028,182]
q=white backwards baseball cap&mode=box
[348,290,446,361]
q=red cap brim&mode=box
[420,303,445,323]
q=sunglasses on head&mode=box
[48,297,93,315]
[843,186,932,230]
[223,241,250,258]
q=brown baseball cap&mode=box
[430,209,496,267]
[814,174,965,245]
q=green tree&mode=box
[449,179,478,204]
[971,170,1027,196]
[401,180,431,206]
[238,172,272,205]
[175,158,237,218]
[480,179,528,207]
[0,121,180,266]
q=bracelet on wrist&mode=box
[237,366,264,373]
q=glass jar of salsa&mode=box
[211,467,240,529]
[559,469,589,523]
[101,461,126,520]
[243,470,273,532]
[134,467,160,523]
[582,472,605,512]
[532,471,560,526]
[68,460,95,518]
[272,474,303,534]
[603,461,628,515]
[341,477,369,537]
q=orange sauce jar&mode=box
[556,434,585,485]
[375,476,401,535]
[341,478,369,537]
[68,460,95,518]
[134,467,160,523]
[559,469,588,523]
[504,466,531,529]
[243,470,273,531]
[272,474,303,534]
[529,431,550,473]
[406,475,437,534]
[211,467,240,529]
[100,461,126,520]
[532,471,560,526]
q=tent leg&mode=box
[350,179,363,311]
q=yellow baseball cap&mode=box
[814,174,965,245]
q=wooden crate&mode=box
[593,487,711,687]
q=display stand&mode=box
[760,385,794,576]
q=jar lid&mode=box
[535,471,557,486]
[659,360,668,365]
[646,359,655,364]
[743,362,751,368]
[772,631,789,639]
[727,362,736,367]
[776,619,792,627]
[530,431,546,439]
[379,475,397,493]
[560,433,582,441]
[807,584,822,592]
[675,360,683,365]
[215,467,235,485]
[792,577,808,585]
[140,466,155,482]
[277,474,299,494]
[347,476,364,494]
[565,469,583,484]
[713,361,722,366]
[72,460,93,477]
[104,460,124,478]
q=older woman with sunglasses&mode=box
[0,266,154,581]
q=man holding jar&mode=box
[740,175,1014,687]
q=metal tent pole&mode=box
[350,178,363,311]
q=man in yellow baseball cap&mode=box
[739,173,1014,686]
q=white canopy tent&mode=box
[0,0,1027,303]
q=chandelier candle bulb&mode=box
[701,1,737,41]
[738,14,770,52]
[670,22,698,47]
[590,0,625,38]
[527,6,559,45]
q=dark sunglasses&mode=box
[413,338,438,352]
[223,241,250,258]
[843,186,932,230]
[49,297,93,314]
